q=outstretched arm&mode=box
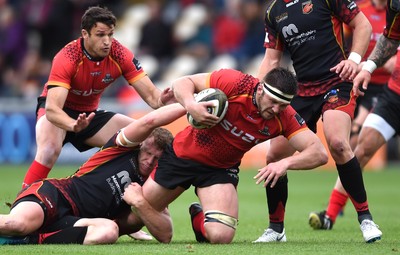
[254,130,328,187]
[46,86,95,132]
[116,103,186,147]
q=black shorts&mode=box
[291,82,356,133]
[355,83,384,113]
[371,85,400,134]
[152,143,240,190]
[36,97,116,152]
[12,181,80,232]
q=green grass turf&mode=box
[0,164,399,254]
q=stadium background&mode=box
[0,0,398,169]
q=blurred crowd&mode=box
[0,0,266,102]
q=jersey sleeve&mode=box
[280,106,308,140]
[111,39,146,84]
[46,43,78,90]
[384,0,400,40]
[263,0,283,51]
[328,0,360,24]
[208,69,255,97]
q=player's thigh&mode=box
[197,183,238,218]
[9,201,44,234]
[355,126,387,167]
[86,113,133,146]
[142,177,185,211]
[35,115,65,149]
[322,110,353,163]
[267,136,295,163]
[353,105,370,125]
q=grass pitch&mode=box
[0,164,399,255]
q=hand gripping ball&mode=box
[187,88,229,129]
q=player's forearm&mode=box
[132,203,173,243]
[284,142,328,170]
[350,20,372,59]
[172,77,197,108]
[368,35,399,68]
[45,107,77,132]
[257,50,280,80]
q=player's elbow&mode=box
[156,231,173,243]
[141,114,159,130]
[45,105,57,122]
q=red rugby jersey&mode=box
[40,38,146,112]
[385,0,400,95]
[173,69,308,168]
[358,0,391,84]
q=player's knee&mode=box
[356,142,376,162]
[157,230,173,243]
[102,221,119,244]
[37,143,62,164]
[89,221,119,244]
[327,137,348,158]
[4,218,31,235]
[207,230,234,244]
[204,210,237,244]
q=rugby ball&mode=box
[187,88,229,129]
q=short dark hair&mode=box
[263,67,298,96]
[81,6,116,32]
[149,128,173,151]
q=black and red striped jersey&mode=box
[263,0,360,96]
[48,133,145,218]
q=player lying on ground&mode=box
[0,103,186,245]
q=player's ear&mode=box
[81,29,88,39]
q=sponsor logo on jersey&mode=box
[71,88,103,96]
[302,1,313,14]
[284,0,299,7]
[90,71,102,77]
[282,24,299,38]
[220,119,261,144]
[226,168,239,180]
[133,57,142,70]
[294,113,305,126]
[275,12,288,23]
[346,0,356,10]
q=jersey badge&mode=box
[258,126,270,136]
[302,1,313,14]
[323,89,339,103]
[102,74,114,83]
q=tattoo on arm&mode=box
[369,35,399,67]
